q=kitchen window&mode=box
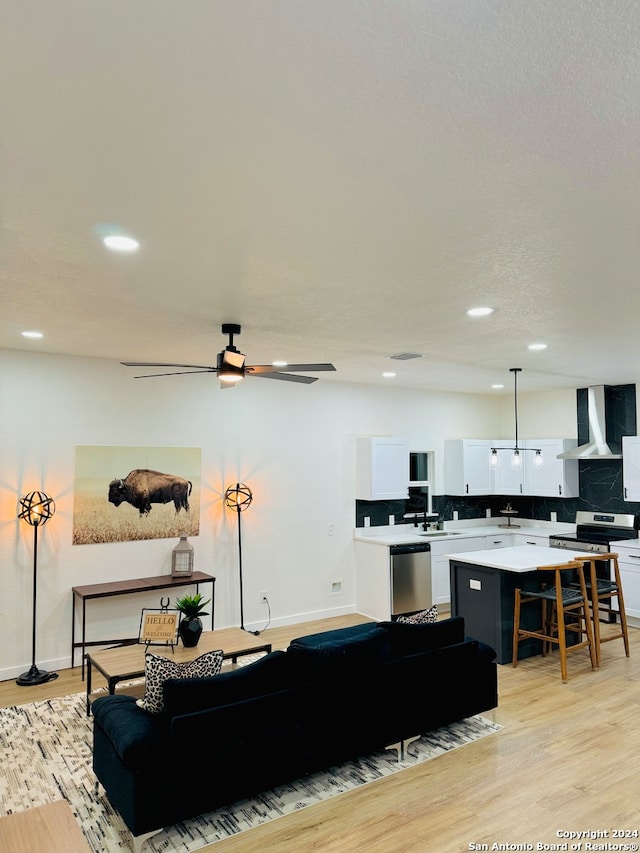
[407,451,434,517]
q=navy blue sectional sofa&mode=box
[92,617,497,843]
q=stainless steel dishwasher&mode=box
[389,542,432,617]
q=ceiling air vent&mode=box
[389,352,423,361]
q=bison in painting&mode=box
[108,469,192,516]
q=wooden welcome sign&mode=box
[139,609,179,647]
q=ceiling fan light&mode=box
[217,348,245,382]
[218,369,243,383]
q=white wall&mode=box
[0,349,574,679]
[499,389,579,440]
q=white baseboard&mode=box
[243,603,359,634]
[0,606,361,682]
[0,655,70,685]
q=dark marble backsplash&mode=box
[356,475,640,529]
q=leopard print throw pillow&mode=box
[138,649,224,714]
[397,604,438,624]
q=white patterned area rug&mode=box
[0,693,500,851]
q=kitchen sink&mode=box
[416,530,461,537]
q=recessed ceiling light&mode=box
[528,343,547,351]
[382,372,396,379]
[21,330,43,339]
[272,360,288,367]
[467,307,494,317]
[491,383,504,389]
[103,235,140,252]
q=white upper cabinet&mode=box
[355,436,410,500]
[523,439,579,498]
[444,439,494,496]
[622,436,640,502]
[444,438,579,498]
[491,444,524,496]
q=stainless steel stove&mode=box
[549,511,637,554]
[550,511,636,623]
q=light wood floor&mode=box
[2,614,639,852]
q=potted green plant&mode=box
[174,593,210,647]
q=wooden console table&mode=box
[71,572,215,679]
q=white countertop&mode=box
[609,539,640,549]
[446,544,594,573]
[353,519,575,547]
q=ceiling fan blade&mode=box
[279,363,336,372]
[248,363,336,374]
[249,371,317,384]
[121,362,216,369]
[131,370,217,378]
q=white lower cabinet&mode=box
[430,537,487,608]
[483,533,514,549]
[356,530,553,618]
[612,542,640,627]
[512,532,550,547]
[354,540,393,621]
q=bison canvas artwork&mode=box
[108,470,193,516]
[73,446,201,544]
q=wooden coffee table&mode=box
[85,628,271,715]
[0,800,91,852]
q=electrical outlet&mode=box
[328,523,335,536]
[260,590,269,606]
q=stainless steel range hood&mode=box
[557,385,622,460]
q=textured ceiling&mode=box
[2,0,639,394]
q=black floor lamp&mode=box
[17,490,59,686]
[224,482,253,634]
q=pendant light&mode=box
[490,369,543,469]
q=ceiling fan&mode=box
[121,323,336,387]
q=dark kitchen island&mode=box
[448,545,592,664]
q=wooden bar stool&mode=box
[512,560,597,683]
[572,552,630,667]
